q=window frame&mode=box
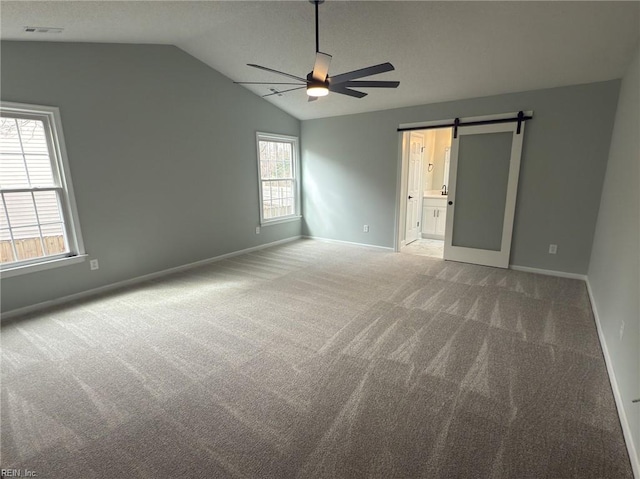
[255,132,301,226]
[0,101,86,277]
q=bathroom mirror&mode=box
[423,128,453,195]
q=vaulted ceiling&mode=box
[2,1,639,120]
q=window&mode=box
[0,102,85,276]
[256,132,301,224]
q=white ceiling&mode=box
[2,1,639,120]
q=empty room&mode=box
[1,1,638,478]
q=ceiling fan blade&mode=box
[235,81,304,85]
[308,96,318,102]
[311,52,332,82]
[329,62,395,85]
[342,80,399,88]
[247,64,306,82]
[262,86,306,98]
[329,85,368,99]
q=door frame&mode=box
[394,111,533,254]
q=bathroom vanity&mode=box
[422,191,447,239]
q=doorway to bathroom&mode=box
[400,127,452,259]
[396,111,531,268]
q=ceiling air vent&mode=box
[23,26,64,34]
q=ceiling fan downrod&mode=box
[311,0,325,54]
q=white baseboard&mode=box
[509,264,587,281]
[303,235,394,251]
[586,279,640,478]
[1,236,302,322]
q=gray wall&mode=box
[588,45,640,467]
[1,42,301,313]
[301,81,620,274]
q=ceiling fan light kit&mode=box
[307,84,329,97]
[235,0,399,101]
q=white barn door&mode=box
[443,121,525,268]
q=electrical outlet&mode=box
[255,226,260,235]
[619,321,625,340]
[363,225,369,233]
[89,259,99,271]
[548,244,558,254]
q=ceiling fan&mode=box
[235,0,400,102]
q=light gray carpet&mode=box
[0,239,632,478]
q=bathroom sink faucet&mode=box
[441,184,448,195]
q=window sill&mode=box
[1,254,88,279]
[261,215,303,227]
